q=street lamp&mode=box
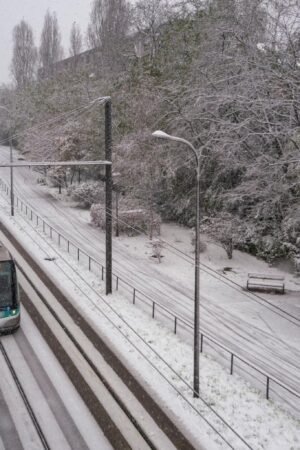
[152,130,201,398]
[0,105,14,216]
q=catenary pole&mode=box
[105,98,112,294]
[0,106,14,216]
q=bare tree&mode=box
[69,22,83,60]
[39,10,64,75]
[87,0,131,68]
[133,0,172,65]
[11,20,37,89]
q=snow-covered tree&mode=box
[11,20,37,89]
[39,10,64,75]
[69,22,83,63]
[133,0,172,67]
[87,0,131,69]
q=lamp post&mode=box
[0,105,14,216]
[152,130,201,398]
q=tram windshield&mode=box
[0,261,15,308]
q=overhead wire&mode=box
[0,97,106,148]
[6,163,300,325]
[1,105,299,324]
[1,150,299,327]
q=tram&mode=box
[0,244,20,333]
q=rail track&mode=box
[0,338,50,450]
[0,176,299,415]
[0,199,257,450]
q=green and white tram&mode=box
[0,244,20,333]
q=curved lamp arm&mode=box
[152,130,200,167]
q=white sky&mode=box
[0,0,94,84]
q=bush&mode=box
[68,182,104,207]
[91,203,161,237]
[47,167,66,188]
[191,233,207,253]
[149,238,164,263]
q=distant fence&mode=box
[0,178,299,408]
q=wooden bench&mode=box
[247,273,285,294]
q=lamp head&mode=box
[152,130,172,140]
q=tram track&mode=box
[0,179,299,414]
[1,168,300,328]
[0,338,50,450]
[0,217,204,450]
[0,197,260,449]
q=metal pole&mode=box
[0,106,14,216]
[193,164,200,398]
[151,130,201,397]
[105,98,112,294]
[115,190,119,237]
[9,124,14,216]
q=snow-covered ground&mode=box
[0,310,112,450]
[0,145,299,448]
[0,188,299,449]
[0,147,299,401]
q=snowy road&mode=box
[0,146,299,409]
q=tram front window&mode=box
[0,262,14,308]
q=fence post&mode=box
[36,216,39,226]
[43,221,45,233]
[116,276,119,290]
[101,266,104,281]
[230,354,234,375]
[58,234,61,246]
[67,240,70,253]
[266,377,270,400]
[152,302,155,318]
[88,257,91,271]
[174,317,177,334]
[133,288,136,304]
[26,206,28,215]
[77,248,80,261]
[200,333,204,353]
[50,227,52,239]
[30,210,33,221]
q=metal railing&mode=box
[1,178,299,408]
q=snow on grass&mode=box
[0,200,299,450]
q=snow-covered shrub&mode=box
[91,206,147,235]
[68,182,104,208]
[47,167,66,191]
[201,214,236,259]
[91,203,161,237]
[147,212,161,239]
[90,203,103,227]
[293,254,300,275]
[282,215,300,246]
[191,233,207,253]
[37,176,46,185]
[149,238,164,263]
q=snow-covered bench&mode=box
[247,273,285,294]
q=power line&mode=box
[0,98,104,148]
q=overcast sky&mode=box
[0,0,93,84]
